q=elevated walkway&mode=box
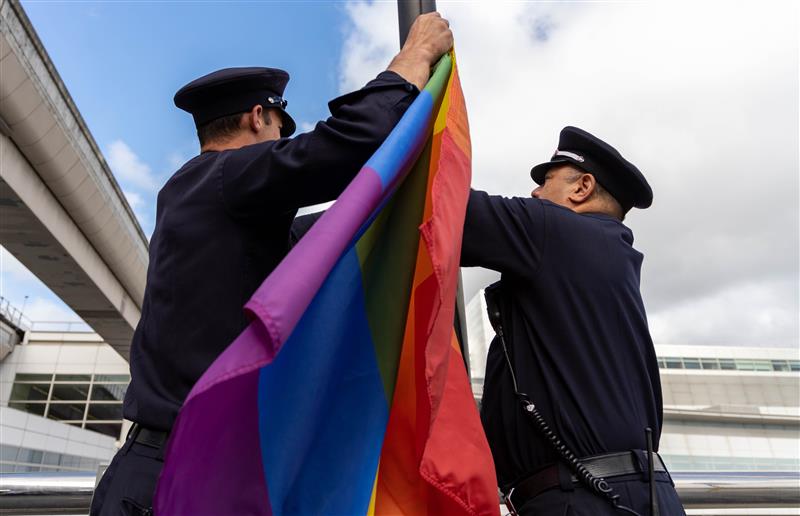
[0,0,148,359]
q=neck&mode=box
[201,133,259,153]
[574,200,622,221]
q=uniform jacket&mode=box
[124,72,418,431]
[461,190,663,489]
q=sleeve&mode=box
[220,71,418,216]
[461,189,547,278]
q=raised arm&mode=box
[220,13,453,217]
[461,189,546,278]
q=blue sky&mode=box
[2,1,370,323]
[22,1,352,236]
[2,2,797,347]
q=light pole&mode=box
[396,0,471,377]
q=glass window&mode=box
[10,383,50,401]
[85,423,122,439]
[91,383,127,401]
[771,360,790,371]
[752,360,772,371]
[665,357,682,369]
[60,455,81,469]
[735,360,755,371]
[683,358,701,369]
[14,373,52,382]
[9,402,46,416]
[16,448,33,463]
[657,359,666,368]
[50,384,90,401]
[701,358,719,369]
[789,361,800,372]
[93,374,130,383]
[0,445,19,461]
[719,359,736,370]
[86,403,123,421]
[21,449,43,465]
[0,464,15,474]
[42,452,61,466]
[47,403,86,422]
[79,457,99,471]
[54,374,91,382]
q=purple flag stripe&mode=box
[244,168,383,350]
[154,366,271,515]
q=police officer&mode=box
[90,13,452,515]
[461,126,685,515]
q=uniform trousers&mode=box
[89,429,164,516]
[516,471,685,516]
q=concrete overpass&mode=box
[0,0,147,359]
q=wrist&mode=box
[395,46,437,67]
[387,53,430,91]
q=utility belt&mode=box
[484,284,661,516]
[505,450,670,515]
[125,423,170,458]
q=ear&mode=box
[246,105,263,133]
[568,173,596,204]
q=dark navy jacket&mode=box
[124,72,418,431]
[461,190,662,489]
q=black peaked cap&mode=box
[530,126,652,211]
[174,67,296,137]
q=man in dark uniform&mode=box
[90,13,452,515]
[461,126,685,515]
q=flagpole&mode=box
[397,1,471,378]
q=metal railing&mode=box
[28,321,94,333]
[0,472,95,514]
[0,296,31,331]
[0,471,798,515]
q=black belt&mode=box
[130,423,169,449]
[506,451,667,512]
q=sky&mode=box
[1,1,798,349]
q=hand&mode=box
[387,12,453,90]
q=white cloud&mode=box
[299,121,316,133]
[0,246,83,326]
[0,245,32,283]
[648,277,799,348]
[106,140,159,192]
[23,297,83,324]
[124,190,143,209]
[339,1,398,93]
[122,189,151,232]
[341,2,799,348]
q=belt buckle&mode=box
[504,487,518,516]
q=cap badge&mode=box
[554,150,585,162]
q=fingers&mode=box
[388,11,454,89]
[403,11,454,62]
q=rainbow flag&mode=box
[154,53,499,516]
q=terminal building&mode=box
[1,292,798,478]
[1,0,142,476]
[0,0,798,512]
[467,290,800,475]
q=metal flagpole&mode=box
[397,0,471,377]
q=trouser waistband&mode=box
[505,450,669,513]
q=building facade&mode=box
[465,290,800,474]
[0,319,128,474]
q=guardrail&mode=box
[0,296,31,331]
[674,472,800,509]
[0,471,798,515]
[28,321,94,333]
[0,472,95,515]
